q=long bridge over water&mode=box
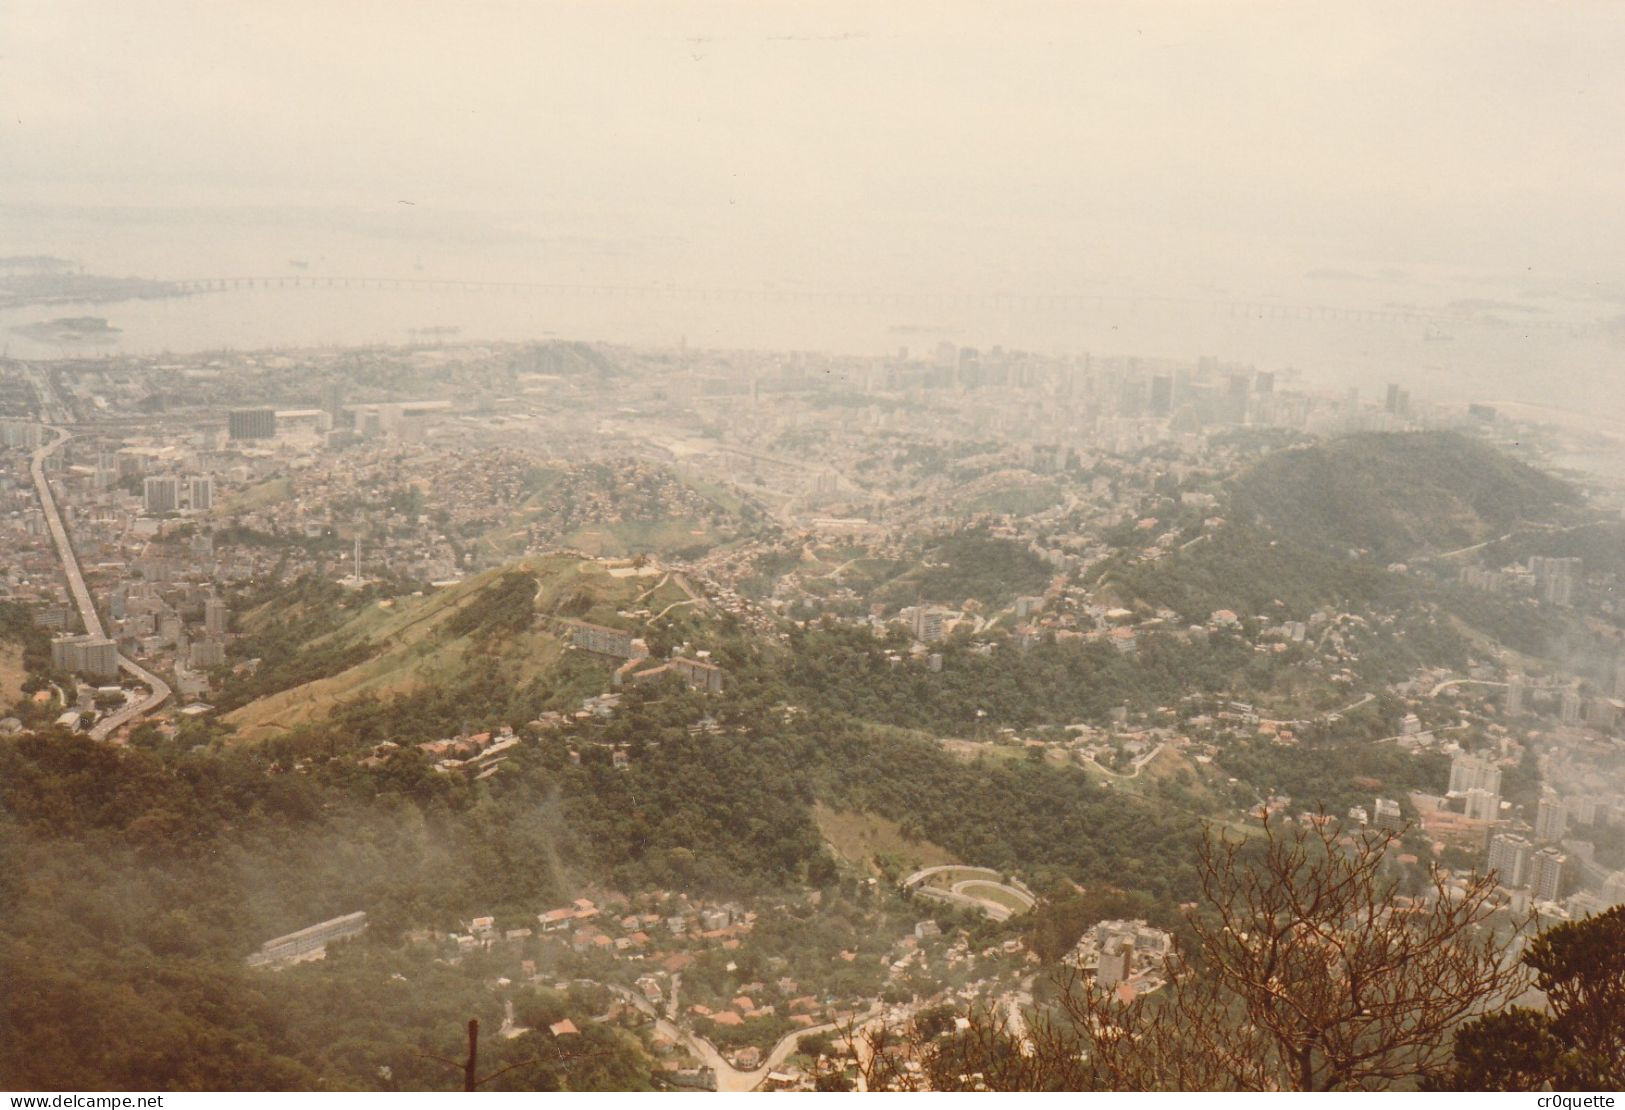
[154,276,1573,330]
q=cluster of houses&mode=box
[1066,918,1173,1002]
[438,893,758,966]
[358,726,522,778]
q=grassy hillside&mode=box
[813,802,957,878]
[1229,431,1578,561]
[222,555,682,741]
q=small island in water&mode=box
[10,316,123,343]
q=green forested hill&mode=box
[1229,431,1578,560]
[1106,523,1404,620]
[1103,432,1585,642]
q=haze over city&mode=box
[3,1,1625,1098]
[5,3,1625,383]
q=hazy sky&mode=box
[5,1,1625,304]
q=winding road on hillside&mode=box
[1429,677,1509,699]
[1429,519,1591,562]
[29,427,171,739]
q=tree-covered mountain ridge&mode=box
[1229,430,1580,561]
[1102,431,1591,627]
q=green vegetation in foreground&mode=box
[0,664,1207,1088]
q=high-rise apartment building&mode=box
[1506,675,1526,714]
[204,597,229,637]
[1530,847,1566,903]
[1095,937,1135,988]
[1449,753,1502,797]
[1465,788,1500,822]
[187,475,214,512]
[1487,833,1532,888]
[1535,797,1568,843]
[1559,688,1583,726]
[143,476,179,514]
[50,634,119,681]
[228,408,277,440]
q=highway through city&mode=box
[29,427,172,740]
[30,429,105,638]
